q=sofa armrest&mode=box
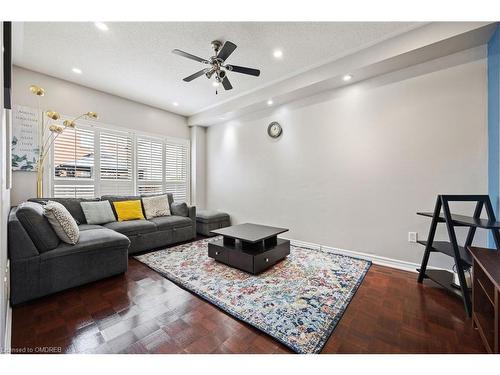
[8,207,40,261]
[188,205,196,222]
[188,206,196,237]
[170,203,196,237]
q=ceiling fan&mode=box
[172,40,261,92]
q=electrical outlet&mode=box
[408,232,418,243]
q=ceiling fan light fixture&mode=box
[212,81,220,87]
[217,70,226,80]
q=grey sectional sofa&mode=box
[8,194,196,305]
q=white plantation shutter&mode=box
[49,117,190,202]
[99,130,134,195]
[165,140,189,202]
[52,126,95,198]
[53,184,95,198]
[136,137,163,194]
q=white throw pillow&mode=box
[43,201,80,244]
[142,194,171,219]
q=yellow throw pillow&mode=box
[113,200,145,222]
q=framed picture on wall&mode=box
[11,106,39,172]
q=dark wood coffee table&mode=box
[208,223,290,274]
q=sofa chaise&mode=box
[8,193,196,305]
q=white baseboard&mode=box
[285,238,439,273]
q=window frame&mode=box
[48,115,191,203]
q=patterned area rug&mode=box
[135,237,371,353]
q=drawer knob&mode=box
[265,258,269,263]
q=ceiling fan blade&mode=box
[226,65,260,77]
[217,41,237,62]
[172,49,208,64]
[221,76,233,90]
[183,69,209,82]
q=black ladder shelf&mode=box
[417,195,500,317]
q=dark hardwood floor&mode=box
[11,240,485,354]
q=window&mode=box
[52,126,95,198]
[136,137,164,194]
[50,121,190,202]
[99,130,133,196]
[165,140,189,202]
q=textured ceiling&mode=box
[13,22,423,116]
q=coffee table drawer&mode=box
[208,244,228,263]
[228,250,254,274]
[253,240,290,273]
[207,236,290,275]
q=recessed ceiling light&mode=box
[273,50,283,59]
[94,22,109,31]
[173,102,179,107]
[267,99,274,106]
[212,81,220,87]
[72,67,82,74]
[343,74,353,82]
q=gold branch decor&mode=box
[29,85,98,197]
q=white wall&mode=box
[11,66,189,204]
[190,125,207,209]
[206,47,488,269]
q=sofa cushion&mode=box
[43,201,80,245]
[196,210,230,223]
[40,228,130,261]
[29,197,99,224]
[101,195,141,202]
[78,224,106,231]
[149,216,192,231]
[81,200,116,225]
[103,219,157,236]
[171,202,189,217]
[8,207,40,260]
[142,194,171,219]
[16,202,60,253]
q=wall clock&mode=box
[267,121,282,138]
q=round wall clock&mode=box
[267,121,282,138]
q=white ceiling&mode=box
[12,22,424,117]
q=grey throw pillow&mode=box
[80,201,117,224]
[43,201,80,245]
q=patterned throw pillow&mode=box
[43,201,80,245]
[142,194,171,219]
